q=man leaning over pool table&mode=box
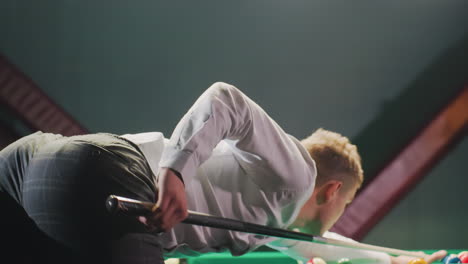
[137,82,447,264]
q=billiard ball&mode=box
[408,258,427,264]
[306,258,327,264]
[164,259,180,264]
[459,251,468,260]
[444,256,461,264]
[442,254,458,262]
[337,258,351,264]
[441,256,450,263]
[460,255,468,264]
[313,258,327,264]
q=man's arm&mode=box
[143,82,316,230]
[267,237,392,264]
[267,232,446,264]
[159,82,316,188]
[321,232,447,264]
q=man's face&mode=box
[318,179,359,234]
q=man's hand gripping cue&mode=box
[138,167,188,232]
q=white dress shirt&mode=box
[121,82,390,263]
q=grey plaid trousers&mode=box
[0,131,164,264]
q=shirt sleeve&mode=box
[159,82,316,189]
[266,234,392,264]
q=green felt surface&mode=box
[182,250,466,264]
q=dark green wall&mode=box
[365,137,468,249]
[1,1,467,249]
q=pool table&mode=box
[173,250,466,264]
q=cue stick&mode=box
[106,195,426,258]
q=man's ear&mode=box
[317,180,342,205]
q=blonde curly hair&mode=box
[301,128,364,190]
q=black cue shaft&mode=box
[105,195,427,258]
[186,210,314,242]
[106,195,315,242]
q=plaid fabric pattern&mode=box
[0,132,164,263]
